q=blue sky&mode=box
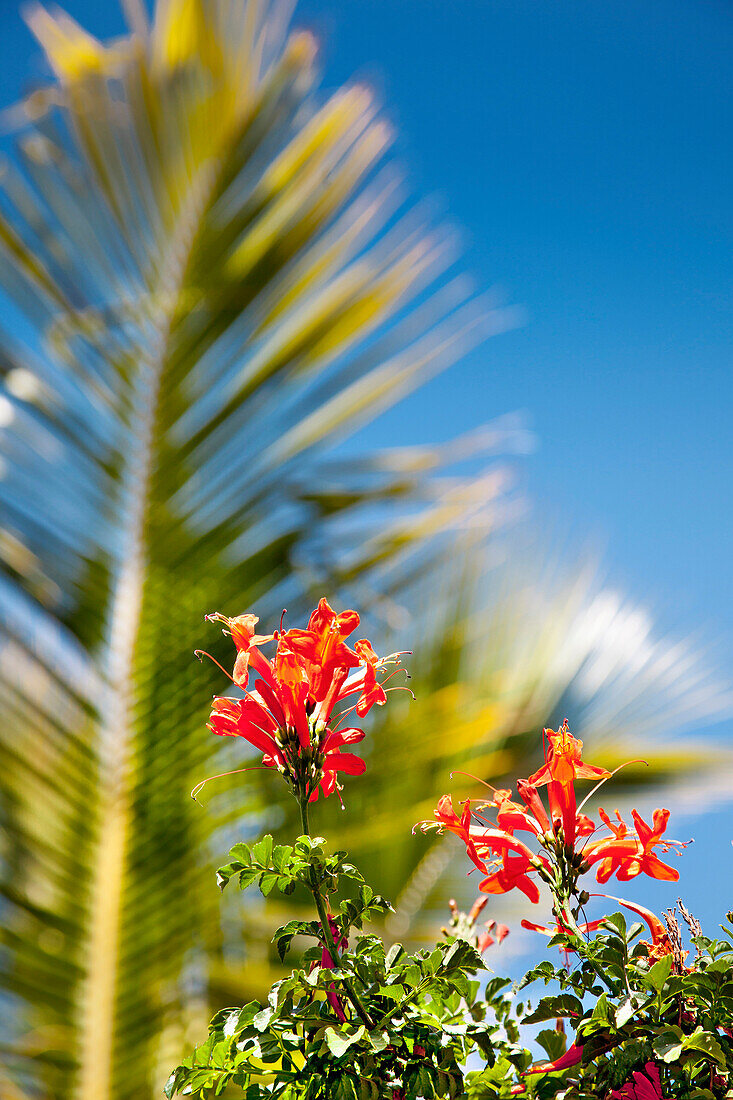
[292,0,733,644]
[2,0,730,641]
[2,1,732,934]
[294,0,733,945]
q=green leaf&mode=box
[645,954,673,991]
[653,1027,685,1063]
[368,1030,390,1053]
[324,1025,366,1058]
[615,995,643,1028]
[252,835,274,868]
[439,939,485,974]
[536,1029,566,1062]
[259,871,280,897]
[377,984,404,1001]
[683,1028,726,1066]
[386,943,405,970]
[238,867,263,891]
[522,994,584,1025]
[253,1007,274,1032]
[590,991,611,1025]
[272,844,293,872]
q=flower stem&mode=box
[298,797,374,1029]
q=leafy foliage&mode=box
[0,3,730,1100]
[166,836,525,1100]
[170,826,733,1100]
[0,2,508,1097]
[512,912,733,1100]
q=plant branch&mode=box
[298,797,374,1029]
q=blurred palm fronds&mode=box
[0,3,728,1100]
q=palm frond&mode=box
[0,3,510,1097]
[0,4,727,1100]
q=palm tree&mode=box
[0,4,518,1097]
[0,4,727,1100]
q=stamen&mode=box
[191,766,268,802]
[575,758,649,816]
[450,770,503,793]
[329,702,360,730]
[194,649,238,683]
[384,684,416,700]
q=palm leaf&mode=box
[0,4,727,1099]
[0,3,511,1097]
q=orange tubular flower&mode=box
[584,807,687,884]
[526,722,610,847]
[592,894,672,957]
[416,793,551,904]
[524,1042,584,1075]
[478,919,510,953]
[282,598,361,701]
[419,719,689,924]
[479,849,542,903]
[528,721,611,788]
[204,599,401,803]
[205,612,274,687]
[521,916,605,939]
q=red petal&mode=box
[322,752,366,775]
[322,727,366,752]
[524,1043,584,1074]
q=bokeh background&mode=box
[0,1,730,1098]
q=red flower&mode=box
[521,915,604,939]
[204,600,399,802]
[419,720,687,915]
[529,721,610,787]
[352,639,387,716]
[524,1043,584,1075]
[478,848,542,904]
[584,808,686,884]
[426,794,487,872]
[610,1062,665,1100]
[205,612,274,687]
[207,697,285,767]
[593,895,672,955]
[624,809,682,881]
[281,598,361,701]
[309,726,367,802]
[478,919,510,953]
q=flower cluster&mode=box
[203,598,402,803]
[418,721,689,927]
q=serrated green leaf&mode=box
[257,870,279,897]
[272,844,293,872]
